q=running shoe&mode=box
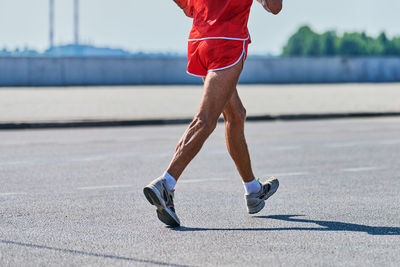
[143,177,180,227]
[245,177,279,214]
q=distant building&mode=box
[0,48,39,56]
[44,44,133,57]
[0,44,182,58]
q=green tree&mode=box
[337,33,367,56]
[282,25,322,56]
[363,33,385,56]
[390,37,400,55]
[282,31,303,56]
[377,32,389,55]
[320,31,337,56]
[306,32,322,56]
[281,25,400,56]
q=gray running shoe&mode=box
[143,177,180,227]
[245,177,279,214]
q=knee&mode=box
[191,115,217,136]
[225,106,246,126]
[239,106,247,122]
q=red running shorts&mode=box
[187,37,250,77]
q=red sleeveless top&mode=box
[175,0,253,40]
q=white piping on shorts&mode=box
[188,36,250,42]
[186,71,206,77]
[186,36,249,77]
[207,39,246,73]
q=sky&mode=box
[1,0,400,55]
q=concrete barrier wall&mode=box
[243,57,400,83]
[1,56,400,86]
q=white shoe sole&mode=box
[143,185,180,227]
[247,178,279,214]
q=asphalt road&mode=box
[1,117,399,266]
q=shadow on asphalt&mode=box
[0,240,189,267]
[172,215,400,235]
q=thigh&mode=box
[197,58,244,122]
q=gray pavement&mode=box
[1,83,400,124]
[1,117,400,266]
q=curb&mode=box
[1,112,400,130]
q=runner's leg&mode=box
[166,60,243,180]
[222,89,255,183]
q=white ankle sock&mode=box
[163,171,177,191]
[244,178,261,194]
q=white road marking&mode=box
[0,192,26,196]
[179,178,229,184]
[325,139,400,148]
[341,166,381,172]
[77,184,134,190]
[77,155,109,162]
[208,150,227,155]
[325,142,361,148]
[377,139,400,145]
[0,160,33,166]
[270,146,301,151]
[270,172,309,177]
